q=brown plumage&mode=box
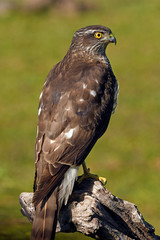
[31,25,119,240]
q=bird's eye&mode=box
[94,32,103,39]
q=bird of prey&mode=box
[31,25,119,240]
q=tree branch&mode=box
[19,178,160,240]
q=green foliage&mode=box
[0,0,160,239]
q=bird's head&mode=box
[71,25,116,58]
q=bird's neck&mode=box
[65,47,110,66]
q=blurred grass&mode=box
[0,0,160,239]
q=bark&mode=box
[19,178,160,240]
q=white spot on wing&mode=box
[50,140,55,144]
[83,83,87,89]
[90,90,96,97]
[38,107,42,116]
[79,98,84,102]
[54,145,60,152]
[65,107,71,111]
[65,128,74,139]
[39,92,43,99]
[37,126,39,136]
[95,79,99,84]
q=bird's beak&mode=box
[109,33,117,45]
[104,33,117,45]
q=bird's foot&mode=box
[98,176,107,185]
[78,167,107,185]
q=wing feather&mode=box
[34,60,116,206]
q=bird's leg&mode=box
[78,161,107,185]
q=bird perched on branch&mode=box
[31,25,119,240]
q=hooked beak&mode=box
[103,33,117,45]
[109,33,117,45]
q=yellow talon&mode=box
[98,176,107,185]
[78,162,107,185]
[78,172,99,184]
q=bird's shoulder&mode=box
[38,59,110,109]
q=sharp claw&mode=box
[98,177,107,185]
[80,162,107,185]
[78,173,107,186]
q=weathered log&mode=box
[19,178,160,240]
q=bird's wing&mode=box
[33,63,108,205]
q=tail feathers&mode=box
[33,165,69,207]
[31,187,58,240]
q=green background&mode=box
[0,0,160,239]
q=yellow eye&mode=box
[94,32,103,39]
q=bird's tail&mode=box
[31,187,58,240]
